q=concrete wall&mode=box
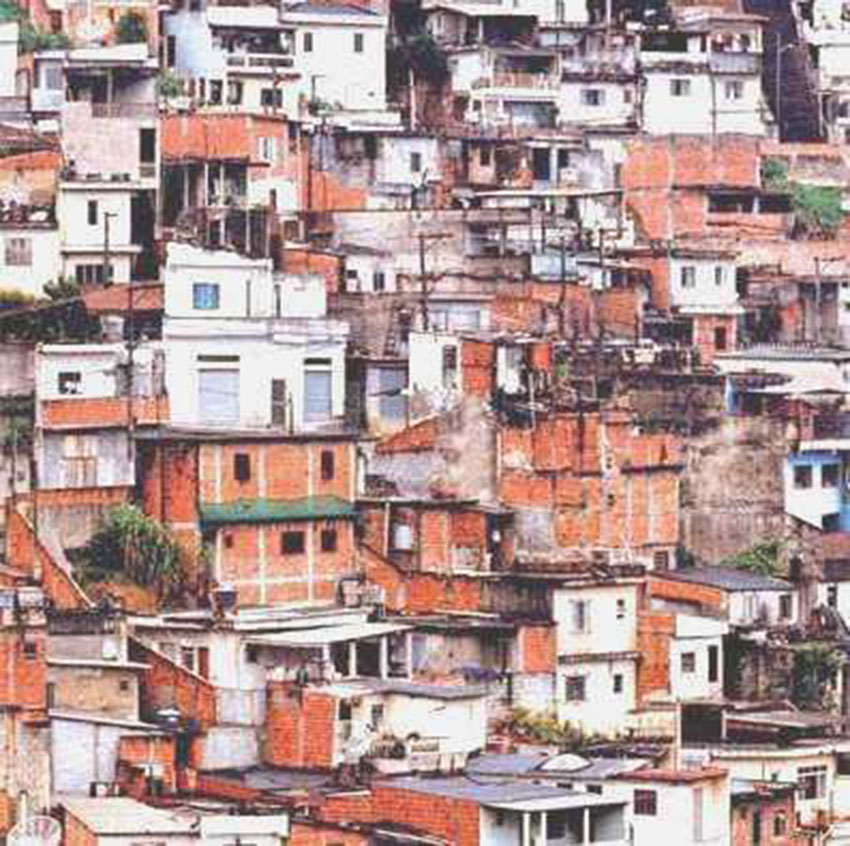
[0,229,61,298]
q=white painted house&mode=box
[640,8,768,137]
[0,217,61,299]
[669,614,727,702]
[551,575,641,735]
[163,243,348,432]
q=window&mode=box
[338,699,352,720]
[837,752,850,775]
[570,599,591,633]
[725,79,744,100]
[714,265,724,286]
[199,362,240,424]
[234,453,251,483]
[139,128,156,164]
[5,237,32,267]
[670,78,691,97]
[708,644,719,683]
[681,651,696,673]
[798,765,827,800]
[166,35,176,68]
[613,673,623,694]
[209,80,223,105]
[410,151,422,173]
[303,31,313,52]
[773,814,787,837]
[581,88,605,106]
[180,647,195,672]
[442,345,458,389]
[714,326,728,351]
[193,283,220,310]
[321,528,338,552]
[828,584,838,608]
[373,271,385,292]
[321,449,335,480]
[281,531,306,555]
[58,371,82,395]
[624,87,633,103]
[565,674,586,702]
[258,137,276,163]
[823,464,840,488]
[87,200,98,226]
[616,598,626,619]
[119,679,131,693]
[22,641,37,659]
[370,703,384,726]
[779,593,793,620]
[62,434,97,487]
[547,813,567,839]
[261,88,283,108]
[634,789,658,815]
[227,80,243,106]
[354,32,364,52]
[653,550,670,570]
[480,146,492,167]
[304,359,333,422]
[794,465,813,489]
[680,266,696,288]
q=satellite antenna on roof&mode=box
[7,815,61,846]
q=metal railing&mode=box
[226,54,294,69]
[91,101,158,119]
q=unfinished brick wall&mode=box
[647,576,727,614]
[461,339,495,398]
[372,785,480,846]
[0,627,46,711]
[290,823,370,846]
[319,791,376,825]
[265,683,336,768]
[282,248,342,294]
[129,638,216,728]
[5,507,90,610]
[375,418,440,455]
[730,791,803,846]
[117,734,177,797]
[62,810,96,846]
[518,623,557,674]
[636,610,675,702]
[500,412,682,555]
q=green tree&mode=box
[87,505,184,601]
[114,11,148,44]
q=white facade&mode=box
[615,773,730,846]
[552,580,640,734]
[727,587,798,627]
[559,79,638,127]
[669,254,739,311]
[669,615,727,701]
[0,227,61,298]
[704,743,850,826]
[0,23,18,98]
[57,183,140,285]
[164,243,348,431]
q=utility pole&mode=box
[103,211,118,287]
[126,279,136,462]
[417,231,451,331]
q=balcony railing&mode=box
[91,101,158,119]
[490,71,558,89]
[709,51,760,74]
[225,53,294,70]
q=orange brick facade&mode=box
[500,412,682,553]
[637,610,675,702]
[265,683,337,768]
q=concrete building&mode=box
[163,243,348,431]
[640,8,768,136]
[0,204,60,298]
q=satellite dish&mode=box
[539,753,591,772]
[7,816,61,846]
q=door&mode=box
[304,365,332,423]
[271,379,287,427]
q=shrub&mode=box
[115,11,147,44]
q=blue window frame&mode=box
[193,283,220,310]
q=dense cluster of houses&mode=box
[3,0,850,843]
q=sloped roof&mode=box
[199,495,355,525]
[661,566,792,592]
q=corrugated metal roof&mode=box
[246,621,410,647]
[61,798,197,834]
[660,566,792,592]
[200,495,355,525]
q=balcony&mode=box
[225,53,295,71]
[90,101,158,119]
[488,71,559,90]
[31,88,65,113]
[709,51,760,74]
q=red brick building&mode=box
[137,429,360,606]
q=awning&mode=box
[245,621,411,648]
[200,496,355,526]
